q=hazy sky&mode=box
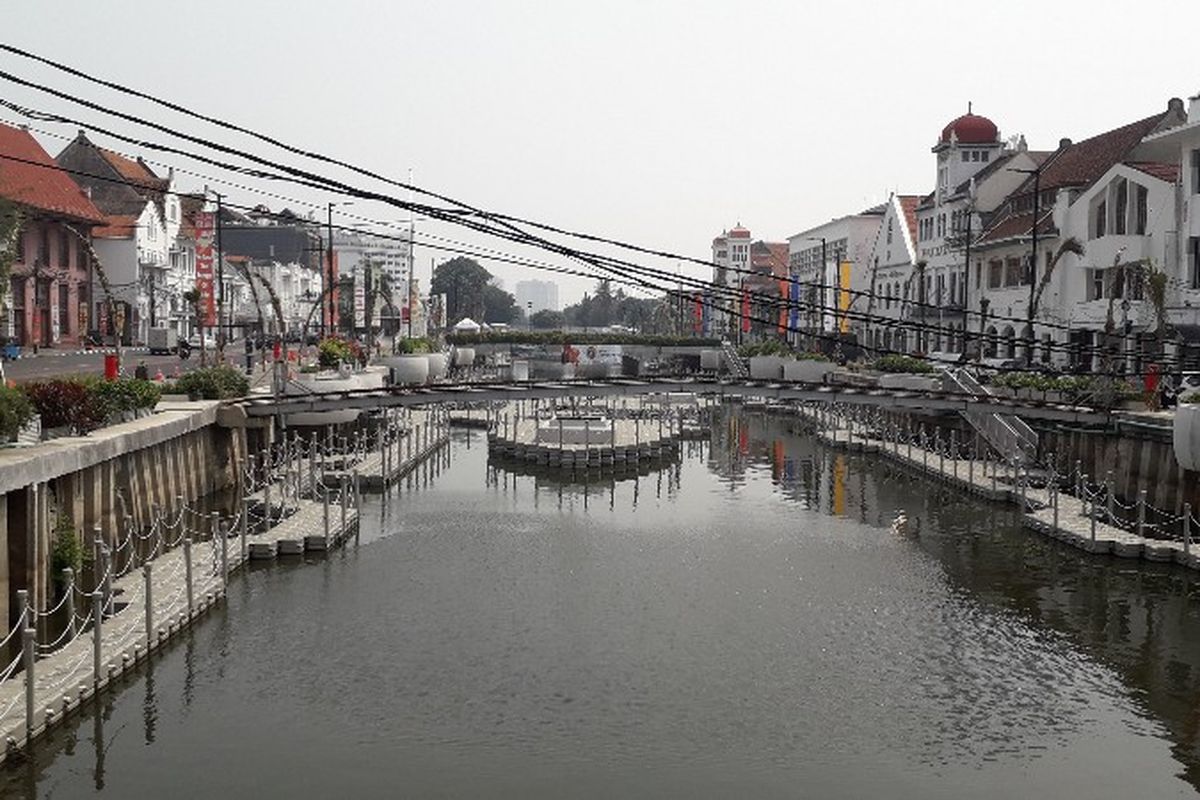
[1,1,1196,304]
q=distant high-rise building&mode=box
[515,279,560,314]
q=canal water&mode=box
[2,406,1199,798]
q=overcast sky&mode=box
[2,1,1196,304]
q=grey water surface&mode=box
[1,409,1198,799]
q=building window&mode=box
[886,219,893,245]
[1192,149,1200,194]
[1114,180,1127,235]
[58,283,69,336]
[1135,184,1149,235]
[1191,237,1200,289]
[38,225,49,266]
[1094,199,1107,238]
[982,151,989,162]
[1089,269,1103,301]
[1005,257,1023,287]
[962,151,970,163]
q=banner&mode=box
[777,280,788,333]
[693,293,702,334]
[788,279,800,331]
[324,250,339,330]
[194,211,217,326]
[740,289,750,334]
[352,263,365,328]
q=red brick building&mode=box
[0,123,106,347]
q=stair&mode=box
[941,367,1038,465]
[720,341,748,378]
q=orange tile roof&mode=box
[897,195,920,247]
[93,214,139,239]
[97,147,165,193]
[0,123,106,223]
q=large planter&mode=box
[878,373,942,392]
[426,352,449,380]
[381,355,431,385]
[452,347,476,368]
[748,356,785,380]
[782,359,832,384]
[1174,404,1200,472]
[510,360,530,382]
[285,371,364,426]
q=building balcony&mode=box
[1084,234,1151,267]
[1070,298,1154,328]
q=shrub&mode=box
[738,340,792,358]
[1181,392,1200,405]
[90,377,161,413]
[317,336,363,368]
[0,384,34,441]
[50,512,82,580]
[396,337,432,354]
[23,379,110,434]
[174,366,249,400]
[872,354,934,374]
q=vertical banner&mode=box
[777,280,787,333]
[740,289,750,334]
[352,262,366,329]
[325,250,340,331]
[839,261,852,334]
[789,279,800,332]
[194,211,217,326]
[693,293,702,334]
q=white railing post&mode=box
[91,590,102,686]
[340,474,348,539]
[23,626,35,744]
[1106,469,1115,524]
[183,538,194,616]
[1052,482,1059,531]
[64,568,76,640]
[143,562,153,649]
[1185,503,1193,555]
[1137,489,1147,539]
[219,521,229,589]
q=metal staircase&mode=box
[720,341,749,378]
[941,367,1038,465]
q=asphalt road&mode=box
[1,349,258,382]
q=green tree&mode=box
[430,257,492,323]
[483,282,519,324]
[529,309,565,329]
[0,200,22,331]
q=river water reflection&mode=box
[2,406,1199,798]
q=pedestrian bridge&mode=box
[233,376,1113,426]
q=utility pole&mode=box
[407,169,416,340]
[326,202,336,336]
[215,192,225,358]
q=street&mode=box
[1,349,257,382]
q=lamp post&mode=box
[326,201,353,336]
[1009,165,1042,364]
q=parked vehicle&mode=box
[147,327,178,355]
[188,332,217,349]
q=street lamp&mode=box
[1009,165,1042,364]
[326,201,353,336]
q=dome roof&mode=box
[940,113,998,145]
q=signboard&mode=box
[352,263,365,328]
[194,211,217,326]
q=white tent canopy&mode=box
[453,317,482,332]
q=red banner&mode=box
[693,293,702,334]
[324,250,339,330]
[194,211,217,326]
[740,289,751,333]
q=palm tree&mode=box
[1025,236,1085,364]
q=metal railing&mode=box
[941,367,1037,465]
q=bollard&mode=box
[310,434,319,497]
[240,503,248,564]
[143,562,153,649]
[340,474,349,540]
[1053,483,1060,531]
[23,627,34,743]
[1137,489,1147,539]
[950,431,957,480]
[1106,469,1115,524]
[1186,503,1193,556]
[92,590,103,686]
[264,455,273,527]
[64,568,76,640]
[219,521,229,589]
[183,538,194,616]
[322,483,331,542]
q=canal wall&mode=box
[0,401,245,631]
